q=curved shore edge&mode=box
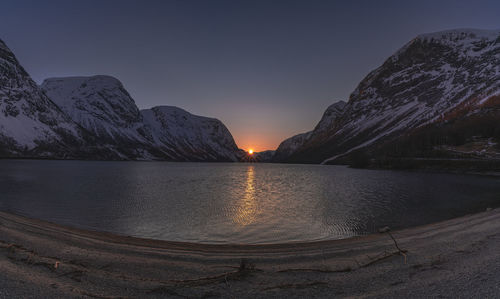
[1,209,499,298]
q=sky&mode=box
[1,0,500,151]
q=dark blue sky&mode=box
[1,0,500,150]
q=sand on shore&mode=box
[0,209,499,298]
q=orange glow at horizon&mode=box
[235,135,280,153]
[248,149,254,154]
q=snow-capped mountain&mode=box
[41,76,161,159]
[0,39,88,158]
[279,29,500,165]
[141,106,241,161]
[273,101,345,162]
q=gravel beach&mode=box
[0,209,499,298]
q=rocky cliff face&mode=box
[279,29,500,165]
[0,39,89,158]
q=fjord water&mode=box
[1,160,499,244]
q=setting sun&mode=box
[248,149,254,154]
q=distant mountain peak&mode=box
[41,75,129,106]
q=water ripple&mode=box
[1,160,499,244]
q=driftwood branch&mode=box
[379,226,408,264]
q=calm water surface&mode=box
[1,160,499,244]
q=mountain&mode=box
[41,76,162,159]
[273,101,345,162]
[278,29,500,168]
[0,39,91,158]
[141,106,241,161]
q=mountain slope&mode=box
[281,29,500,165]
[273,100,345,161]
[141,106,240,161]
[0,39,89,158]
[273,131,311,162]
[366,93,500,170]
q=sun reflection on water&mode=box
[233,165,257,226]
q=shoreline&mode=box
[1,209,500,298]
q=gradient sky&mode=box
[1,0,500,151]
